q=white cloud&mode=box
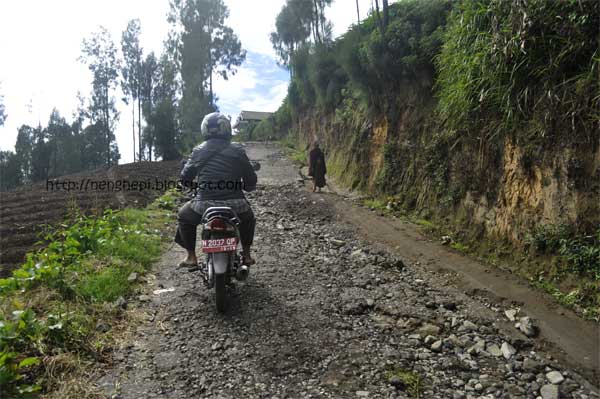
[214,52,288,119]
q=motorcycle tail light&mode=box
[205,218,234,231]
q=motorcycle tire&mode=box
[215,273,227,313]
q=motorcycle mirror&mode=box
[251,161,261,171]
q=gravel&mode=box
[98,181,598,398]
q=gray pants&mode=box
[174,201,256,252]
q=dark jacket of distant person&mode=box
[308,143,326,188]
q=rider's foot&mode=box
[178,252,198,267]
[241,254,256,266]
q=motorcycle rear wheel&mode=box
[215,273,227,313]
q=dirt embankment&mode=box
[285,95,599,247]
[0,160,181,276]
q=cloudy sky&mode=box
[0,0,375,163]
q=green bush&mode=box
[0,309,43,395]
[337,0,451,105]
[0,192,174,395]
[525,224,600,279]
[436,0,599,143]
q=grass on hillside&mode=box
[280,139,308,167]
[0,189,179,398]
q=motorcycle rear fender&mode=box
[212,252,230,274]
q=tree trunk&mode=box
[138,97,142,162]
[208,15,214,109]
[356,0,360,24]
[312,0,321,43]
[374,0,383,35]
[132,100,136,162]
[382,0,389,31]
[137,59,142,162]
[209,54,213,108]
[105,85,111,166]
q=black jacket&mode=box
[180,139,257,200]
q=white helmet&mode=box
[201,112,231,139]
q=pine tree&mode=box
[80,27,121,166]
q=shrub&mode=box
[0,192,174,395]
[525,224,600,279]
[436,0,600,144]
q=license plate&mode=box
[201,237,238,253]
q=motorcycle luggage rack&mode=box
[201,207,240,225]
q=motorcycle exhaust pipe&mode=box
[236,265,249,281]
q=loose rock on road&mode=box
[99,143,598,399]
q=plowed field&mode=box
[0,160,181,276]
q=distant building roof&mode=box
[239,110,273,121]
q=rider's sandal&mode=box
[241,256,256,266]
[178,260,198,269]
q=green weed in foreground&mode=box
[451,242,469,253]
[363,198,387,211]
[76,263,138,303]
[385,367,423,398]
[415,219,435,229]
[0,190,177,397]
[533,279,599,321]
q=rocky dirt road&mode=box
[99,143,598,399]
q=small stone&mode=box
[138,294,151,302]
[486,343,502,357]
[431,340,443,352]
[366,298,375,307]
[330,239,346,247]
[127,272,138,282]
[417,323,441,338]
[424,335,436,344]
[114,296,127,309]
[501,342,517,359]
[425,301,437,309]
[351,249,364,258]
[518,316,537,337]
[389,375,403,388]
[211,342,222,351]
[356,391,369,397]
[540,384,559,399]
[462,320,478,331]
[96,320,110,333]
[467,340,485,355]
[546,371,564,385]
[504,308,518,321]
[523,358,542,372]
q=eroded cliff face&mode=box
[460,140,599,244]
[288,99,599,245]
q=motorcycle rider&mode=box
[175,112,257,267]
